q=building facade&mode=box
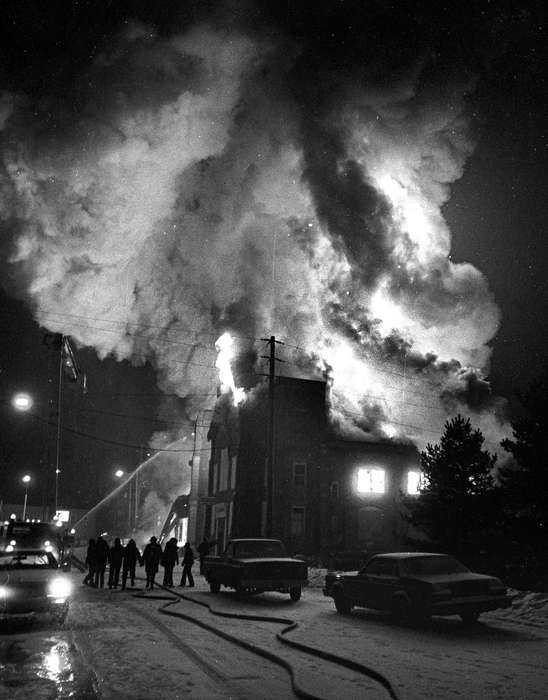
[203,377,420,561]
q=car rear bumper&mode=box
[431,594,514,615]
[239,579,308,590]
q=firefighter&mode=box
[179,542,195,587]
[108,537,124,589]
[142,536,163,590]
[161,537,179,587]
[121,539,143,590]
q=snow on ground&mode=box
[10,568,544,700]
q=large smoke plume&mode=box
[0,2,512,456]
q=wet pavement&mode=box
[0,582,97,699]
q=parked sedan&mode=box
[324,552,514,623]
[0,548,72,623]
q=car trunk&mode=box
[415,572,495,596]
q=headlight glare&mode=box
[48,577,72,599]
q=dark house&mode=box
[204,376,420,561]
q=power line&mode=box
[0,399,205,452]
[82,391,217,399]
[338,406,442,437]
[7,304,464,395]
[69,404,190,427]
[34,308,265,345]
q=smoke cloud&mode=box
[0,2,511,454]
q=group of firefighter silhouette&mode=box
[83,530,211,590]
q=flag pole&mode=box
[55,338,64,515]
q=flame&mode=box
[215,332,246,406]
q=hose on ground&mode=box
[132,581,400,700]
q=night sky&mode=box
[0,1,547,509]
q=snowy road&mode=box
[1,571,548,699]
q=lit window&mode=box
[291,507,305,537]
[293,462,307,487]
[357,468,385,494]
[407,471,421,495]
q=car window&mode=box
[364,557,395,575]
[400,556,469,576]
[0,551,58,569]
[233,541,286,558]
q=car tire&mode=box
[460,610,481,624]
[334,591,352,614]
[289,586,302,602]
[209,580,220,594]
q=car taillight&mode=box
[431,583,451,596]
[487,579,505,594]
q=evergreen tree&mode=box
[405,415,498,556]
[499,371,548,566]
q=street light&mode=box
[115,469,124,478]
[22,475,31,520]
[12,393,33,411]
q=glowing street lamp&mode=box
[114,469,124,478]
[12,393,33,411]
[22,475,31,520]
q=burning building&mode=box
[204,372,419,560]
[0,4,511,530]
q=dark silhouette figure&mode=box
[197,536,211,575]
[162,537,179,587]
[122,539,143,590]
[142,536,163,589]
[94,535,110,588]
[108,537,124,589]
[180,542,195,587]
[83,538,97,586]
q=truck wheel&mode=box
[209,580,220,594]
[334,591,352,614]
[289,586,302,602]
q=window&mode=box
[407,471,421,495]
[234,541,286,558]
[364,557,398,577]
[293,462,307,488]
[219,448,229,491]
[230,455,237,489]
[0,551,58,569]
[357,468,385,494]
[329,481,339,499]
[291,507,305,537]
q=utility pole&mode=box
[261,336,284,537]
[55,339,64,515]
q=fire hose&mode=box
[132,581,400,700]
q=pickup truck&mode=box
[203,538,308,601]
